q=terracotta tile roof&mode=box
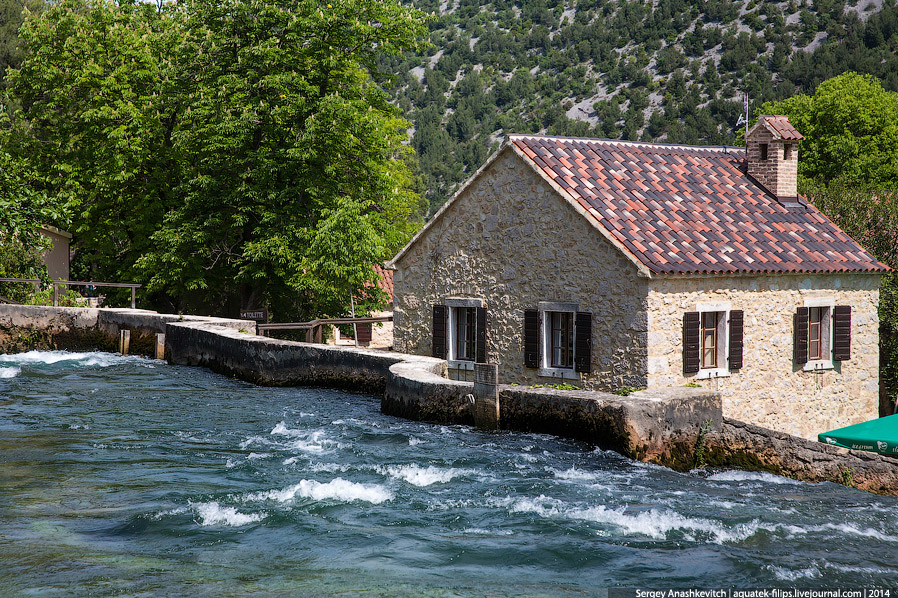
[758,115,805,140]
[373,263,393,301]
[510,135,887,275]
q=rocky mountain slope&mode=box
[380,0,898,212]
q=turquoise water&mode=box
[1,351,897,596]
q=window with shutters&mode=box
[453,307,477,362]
[795,298,848,371]
[439,298,487,377]
[683,302,742,379]
[549,311,574,369]
[526,302,590,380]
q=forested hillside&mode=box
[380,0,898,212]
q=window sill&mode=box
[448,359,475,371]
[803,360,834,372]
[695,368,731,380]
[537,367,580,380]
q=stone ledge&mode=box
[701,418,898,495]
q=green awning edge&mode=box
[818,413,898,456]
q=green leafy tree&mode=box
[5,0,177,298]
[0,151,55,301]
[139,0,428,317]
[760,72,898,187]
[0,0,44,84]
[5,0,427,318]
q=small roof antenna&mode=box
[735,92,749,153]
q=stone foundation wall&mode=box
[392,147,649,391]
[705,419,898,496]
[0,305,250,357]
[646,273,881,439]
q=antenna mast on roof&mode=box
[735,93,749,153]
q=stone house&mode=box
[39,226,71,281]
[389,116,888,440]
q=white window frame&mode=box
[537,301,580,381]
[695,301,731,380]
[803,297,834,371]
[445,298,482,371]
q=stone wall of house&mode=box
[370,310,394,349]
[645,273,881,440]
[392,147,649,390]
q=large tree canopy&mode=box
[761,72,898,188]
[142,0,427,316]
[0,151,56,301]
[4,0,428,317]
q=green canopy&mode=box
[819,413,898,455]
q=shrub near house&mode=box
[390,116,887,440]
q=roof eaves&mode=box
[507,140,654,279]
[388,141,514,268]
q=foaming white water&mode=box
[767,563,823,581]
[408,436,425,446]
[507,495,764,544]
[270,421,343,454]
[248,478,393,504]
[381,464,464,487]
[784,522,898,543]
[551,466,606,482]
[708,470,802,485]
[0,350,145,368]
[0,366,20,378]
[192,501,263,526]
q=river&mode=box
[1,351,896,596]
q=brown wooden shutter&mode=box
[683,312,700,374]
[432,304,447,358]
[476,306,488,363]
[574,312,592,373]
[523,309,539,368]
[833,305,851,361]
[728,309,744,370]
[356,323,372,345]
[794,307,809,364]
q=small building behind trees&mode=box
[389,116,888,440]
[39,226,71,281]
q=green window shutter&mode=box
[523,309,539,368]
[794,307,809,364]
[728,310,744,370]
[432,304,447,358]
[683,312,700,374]
[574,312,592,373]
[833,305,851,361]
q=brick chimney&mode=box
[745,115,804,204]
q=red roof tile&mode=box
[760,115,805,141]
[372,263,393,301]
[510,135,887,275]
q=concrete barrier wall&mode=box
[165,321,442,394]
[0,305,250,356]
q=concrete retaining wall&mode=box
[0,305,250,356]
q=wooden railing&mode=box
[257,316,392,344]
[0,278,42,304]
[0,277,142,308]
[51,280,142,309]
